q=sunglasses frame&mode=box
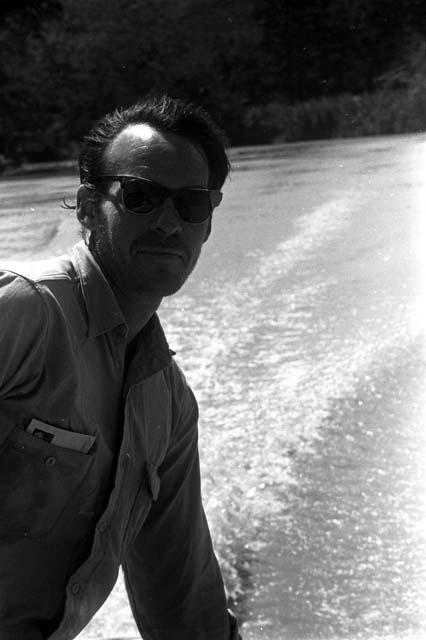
[94,174,223,223]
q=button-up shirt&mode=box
[0,241,239,640]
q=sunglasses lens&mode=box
[173,190,212,223]
[122,180,163,214]
[119,178,220,223]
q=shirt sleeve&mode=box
[122,362,240,640]
[0,271,47,442]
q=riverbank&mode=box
[1,159,78,178]
[2,124,425,181]
[2,79,425,175]
[242,88,426,144]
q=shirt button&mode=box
[98,521,109,532]
[45,456,57,466]
[71,582,81,595]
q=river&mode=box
[1,133,425,639]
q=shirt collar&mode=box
[70,241,173,375]
[71,241,126,338]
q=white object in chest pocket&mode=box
[26,418,96,454]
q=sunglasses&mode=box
[95,175,223,224]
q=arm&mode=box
[122,364,240,640]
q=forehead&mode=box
[103,123,209,187]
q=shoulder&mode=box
[0,254,77,288]
[0,270,48,377]
[168,357,194,397]
[0,254,80,319]
[0,268,46,322]
[167,357,199,429]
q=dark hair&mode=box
[79,95,230,190]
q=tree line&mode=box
[0,0,424,167]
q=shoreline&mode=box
[2,131,424,180]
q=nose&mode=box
[150,197,182,237]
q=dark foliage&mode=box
[0,0,424,165]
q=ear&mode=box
[203,216,212,243]
[76,184,99,232]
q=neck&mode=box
[113,287,162,345]
[91,247,163,344]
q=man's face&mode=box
[83,124,211,297]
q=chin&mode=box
[121,261,192,297]
[131,276,186,297]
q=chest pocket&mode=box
[0,424,94,538]
[122,372,172,547]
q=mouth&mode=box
[135,246,185,259]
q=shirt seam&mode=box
[0,267,77,285]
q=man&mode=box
[0,96,241,639]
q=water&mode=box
[1,133,425,639]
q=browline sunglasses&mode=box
[94,175,223,224]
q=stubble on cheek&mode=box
[90,221,124,289]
